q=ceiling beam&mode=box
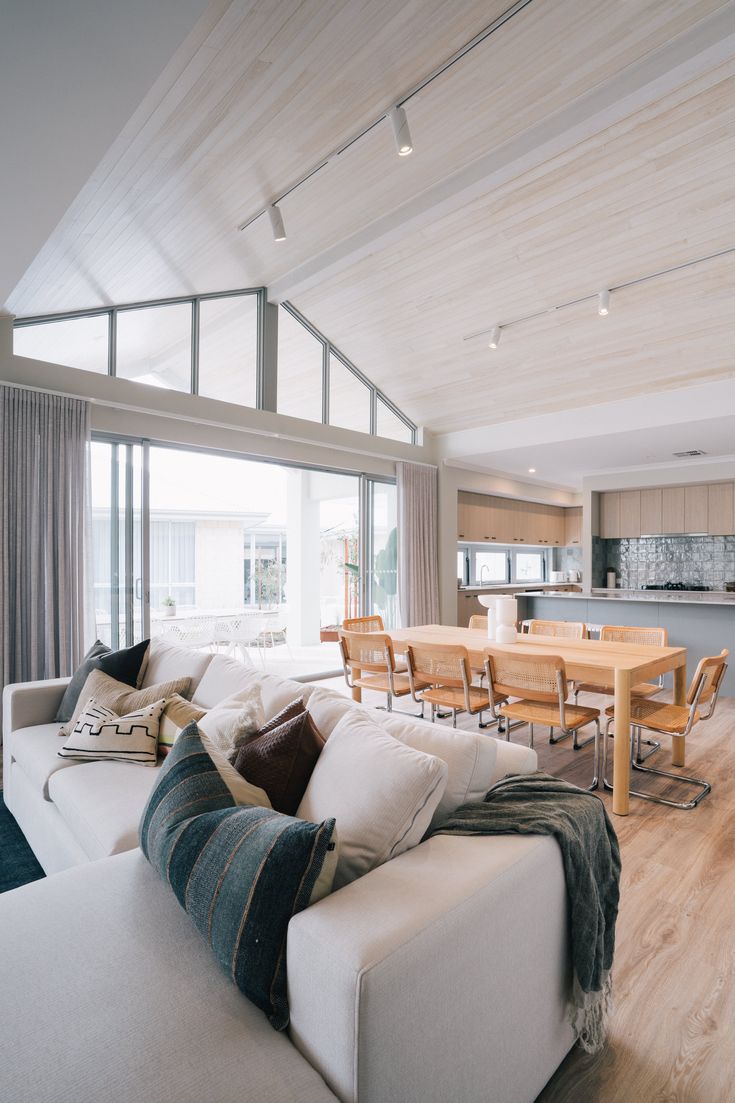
[268,2,735,304]
[436,377,735,462]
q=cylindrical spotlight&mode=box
[488,326,501,349]
[598,289,610,316]
[389,105,413,156]
[267,204,286,242]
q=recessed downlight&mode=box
[528,467,536,474]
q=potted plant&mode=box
[161,595,177,618]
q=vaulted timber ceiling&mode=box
[7,0,735,436]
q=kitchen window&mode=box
[513,551,545,583]
[460,544,549,587]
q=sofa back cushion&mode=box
[192,655,261,709]
[297,710,447,889]
[139,722,335,1030]
[142,638,213,697]
[381,713,498,829]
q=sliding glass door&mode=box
[89,437,397,674]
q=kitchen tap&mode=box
[479,564,491,585]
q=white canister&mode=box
[477,594,500,640]
[496,597,518,643]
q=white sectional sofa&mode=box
[0,640,575,1103]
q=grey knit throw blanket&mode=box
[432,772,621,1054]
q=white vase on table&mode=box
[495,598,518,643]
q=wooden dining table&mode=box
[369,625,688,817]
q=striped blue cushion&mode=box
[139,722,336,1029]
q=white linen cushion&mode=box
[305,686,354,737]
[197,686,265,756]
[192,655,261,709]
[297,711,448,889]
[142,637,213,696]
[48,762,163,860]
[5,723,84,800]
[58,697,165,765]
[380,712,498,828]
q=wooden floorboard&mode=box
[342,680,735,1103]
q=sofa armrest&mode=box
[2,678,70,737]
[491,737,537,782]
[287,834,573,1103]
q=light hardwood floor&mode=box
[333,678,735,1103]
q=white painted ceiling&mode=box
[5,0,735,487]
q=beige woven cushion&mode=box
[158,695,206,757]
[58,669,191,737]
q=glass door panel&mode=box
[365,480,398,628]
[90,440,145,647]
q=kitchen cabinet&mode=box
[619,491,641,538]
[684,485,709,534]
[661,487,686,534]
[640,488,662,535]
[458,493,575,546]
[600,492,620,539]
[708,483,735,536]
[564,507,582,546]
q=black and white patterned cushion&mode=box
[58,696,166,765]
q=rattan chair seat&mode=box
[575,680,661,699]
[604,698,701,735]
[421,684,494,713]
[501,699,600,731]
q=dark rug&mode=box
[0,792,45,893]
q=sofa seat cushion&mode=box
[6,723,85,800]
[48,762,162,861]
[0,851,338,1103]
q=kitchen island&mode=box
[516,590,735,693]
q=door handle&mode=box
[135,577,142,601]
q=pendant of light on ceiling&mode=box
[247,103,413,244]
[487,290,612,350]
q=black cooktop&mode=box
[644,582,711,592]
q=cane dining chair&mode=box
[603,649,728,809]
[483,647,600,789]
[338,630,426,713]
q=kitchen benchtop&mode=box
[519,588,735,607]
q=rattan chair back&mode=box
[600,624,668,646]
[406,641,471,690]
[687,649,729,712]
[342,615,384,633]
[338,630,395,675]
[527,619,587,640]
[484,647,567,704]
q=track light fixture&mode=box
[488,326,501,349]
[267,204,286,242]
[389,105,413,156]
[598,289,610,316]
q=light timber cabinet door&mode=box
[600,492,621,538]
[640,488,663,535]
[661,487,686,533]
[707,483,735,535]
[619,491,641,538]
[564,507,582,546]
[684,485,709,533]
[457,492,471,540]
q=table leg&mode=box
[672,662,687,767]
[612,668,631,816]
[351,665,362,704]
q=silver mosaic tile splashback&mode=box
[601,536,735,590]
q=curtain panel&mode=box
[1,385,90,703]
[396,461,440,627]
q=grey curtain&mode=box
[1,385,90,700]
[397,461,440,627]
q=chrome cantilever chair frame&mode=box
[602,654,727,809]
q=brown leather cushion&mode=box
[230,699,326,815]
